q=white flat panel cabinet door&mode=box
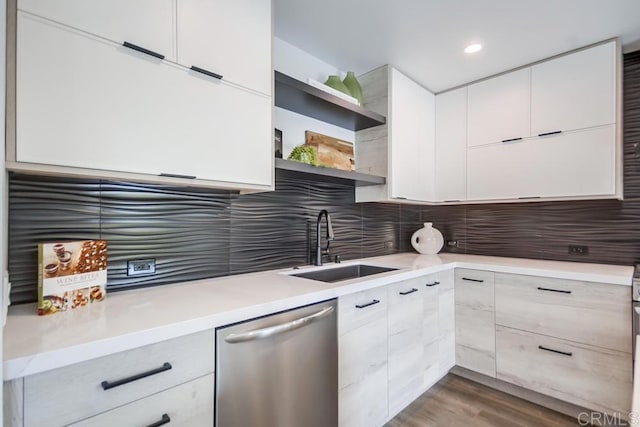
[18,0,175,61]
[17,14,272,188]
[389,69,435,201]
[467,125,615,200]
[435,87,467,202]
[531,41,616,136]
[177,0,271,95]
[467,68,531,147]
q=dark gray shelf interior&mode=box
[274,71,386,131]
[275,159,385,187]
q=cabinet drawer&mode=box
[338,286,387,336]
[71,374,214,427]
[496,326,632,415]
[24,331,214,427]
[455,269,494,309]
[495,273,631,353]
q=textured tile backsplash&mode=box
[8,50,640,304]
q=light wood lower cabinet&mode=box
[70,374,214,427]
[496,326,632,415]
[339,287,389,427]
[388,277,426,415]
[455,269,496,377]
[495,273,631,353]
[22,331,214,427]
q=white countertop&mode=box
[3,253,634,380]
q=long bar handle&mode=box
[462,277,484,283]
[191,65,223,80]
[225,305,334,343]
[538,345,572,357]
[101,362,172,390]
[146,414,171,427]
[501,137,523,143]
[123,41,165,60]
[159,173,197,180]
[537,287,571,294]
[538,130,562,137]
[399,288,418,295]
[355,299,380,309]
[425,281,440,287]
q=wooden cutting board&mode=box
[304,131,355,171]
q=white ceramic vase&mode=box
[411,222,444,255]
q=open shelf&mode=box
[275,159,386,187]
[274,71,386,131]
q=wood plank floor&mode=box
[385,374,581,427]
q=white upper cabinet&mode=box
[177,0,272,95]
[467,68,531,147]
[18,0,175,60]
[16,13,272,187]
[467,125,615,200]
[389,69,436,201]
[531,41,616,136]
[435,87,467,202]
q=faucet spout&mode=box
[315,210,334,266]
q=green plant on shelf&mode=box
[287,145,319,166]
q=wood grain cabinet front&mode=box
[338,287,389,427]
[496,325,632,416]
[22,331,214,427]
[454,269,496,377]
[495,272,631,353]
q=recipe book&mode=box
[37,240,108,315]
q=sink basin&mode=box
[290,264,398,283]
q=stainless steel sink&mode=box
[290,264,398,283]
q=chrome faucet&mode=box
[315,210,335,266]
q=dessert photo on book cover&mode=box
[38,240,108,316]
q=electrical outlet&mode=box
[447,240,459,248]
[568,245,589,255]
[127,259,156,276]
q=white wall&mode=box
[273,37,355,157]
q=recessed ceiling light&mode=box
[465,43,482,54]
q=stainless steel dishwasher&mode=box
[215,299,337,427]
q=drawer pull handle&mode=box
[425,281,440,287]
[356,299,380,309]
[191,65,223,80]
[538,130,562,137]
[501,137,523,143]
[146,414,171,427]
[123,41,165,60]
[462,277,484,283]
[537,287,571,294]
[101,362,172,390]
[399,288,418,295]
[538,345,572,357]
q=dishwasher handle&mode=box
[224,305,335,344]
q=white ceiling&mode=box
[274,0,640,93]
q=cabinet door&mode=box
[435,87,467,201]
[531,41,616,136]
[177,0,271,95]
[455,269,496,377]
[467,68,531,147]
[437,270,455,376]
[17,14,272,187]
[388,278,424,416]
[389,69,435,201]
[339,288,388,427]
[18,0,175,61]
[467,125,615,200]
